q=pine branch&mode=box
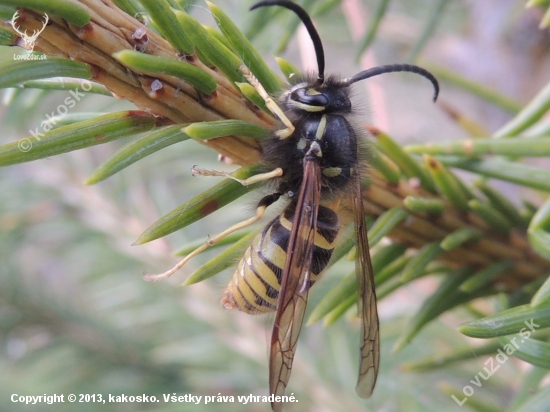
[0,0,549,328]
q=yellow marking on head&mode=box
[297,138,307,150]
[289,100,325,112]
[306,88,321,95]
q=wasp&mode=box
[148,1,438,410]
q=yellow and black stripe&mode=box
[222,204,340,314]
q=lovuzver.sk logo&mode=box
[10,11,49,54]
[451,318,540,407]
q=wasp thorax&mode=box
[286,82,352,114]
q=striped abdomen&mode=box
[221,204,340,314]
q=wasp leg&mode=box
[191,166,283,186]
[240,65,295,139]
[144,192,282,282]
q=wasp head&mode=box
[283,79,352,114]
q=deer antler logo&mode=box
[10,11,49,52]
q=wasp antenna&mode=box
[346,64,439,102]
[250,0,325,84]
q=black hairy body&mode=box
[261,74,365,200]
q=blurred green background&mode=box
[1,0,549,411]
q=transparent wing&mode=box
[270,158,321,412]
[353,172,380,398]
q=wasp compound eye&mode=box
[290,88,329,107]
